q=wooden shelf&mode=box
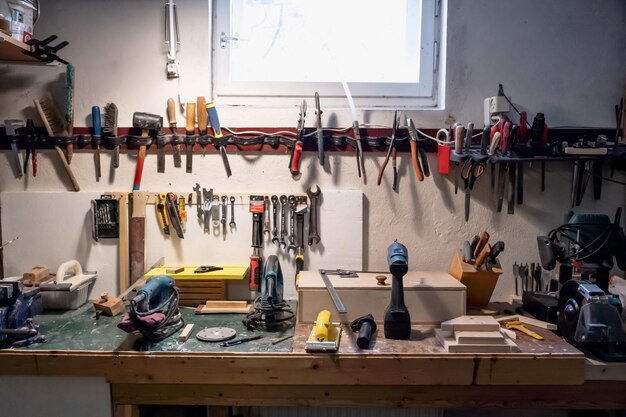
[0,31,39,63]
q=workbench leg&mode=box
[112,404,140,417]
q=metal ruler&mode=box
[318,269,356,314]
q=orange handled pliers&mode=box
[407,117,430,182]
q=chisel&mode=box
[207,102,231,177]
[92,106,102,181]
[185,102,196,173]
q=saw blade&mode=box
[196,327,237,342]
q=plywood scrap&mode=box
[195,300,251,314]
[440,315,501,332]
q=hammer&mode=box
[132,112,162,191]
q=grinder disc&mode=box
[196,327,237,342]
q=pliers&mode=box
[407,117,430,181]
[377,110,400,191]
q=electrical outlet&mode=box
[483,96,510,125]
[166,62,179,78]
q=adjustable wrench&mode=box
[229,196,236,228]
[271,195,279,245]
[306,186,321,245]
[279,195,288,249]
[287,195,297,253]
[263,196,271,235]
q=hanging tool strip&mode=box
[0,127,436,153]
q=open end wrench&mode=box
[287,195,297,253]
[306,186,321,245]
[278,195,287,249]
[229,196,236,228]
[271,195,279,245]
[263,196,271,235]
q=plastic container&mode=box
[41,260,97,310]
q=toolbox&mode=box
[41,260,97,310]
[297,271,466,324]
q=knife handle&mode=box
[462,241,473,263]
[206,103,223,137]
[92,106,101,137]
[249,254,260,292]
[480,126,490,155]
[454,125,464,154]
[464,122,474,152]
[473,231,490,258]
[475,244,491,268]
[185,103,196,135]
[196,96,207,135]
[167,98,177,128]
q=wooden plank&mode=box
[129,192,149,283]
[475,356,583,385]
[585,358,626,381]
[178,324,195,342]
[0,32,39,63]
[440,315,501,332]
[0,352,476,386]
[435,329,517,353]
[118,194,129,294]
[195,301,252,314]
[110,381,626,409]
[455,330,506,345]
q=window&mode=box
[211,0,441,108]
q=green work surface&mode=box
[17,301,296,353]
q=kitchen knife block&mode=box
[449,249,502,307]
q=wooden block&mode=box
[93,292,125,316]
[297,270,466,324]
[455,330,506,345]
[500,327,517,340]
[179,324,195,342]
[440,315,501,332]
[435,329,518,353]
[166,267,184,274]
[22,266,49,286]
[449,249,502,307]
[195,300,252,314]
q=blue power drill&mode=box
[384,240,411,340]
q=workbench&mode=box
[1,302,626,415]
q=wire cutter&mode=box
[377,110,400,190]
[461,158,485,221]
[314,92,325,166]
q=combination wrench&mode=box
[263,196,271,235]
[271,195,279,245]
[278,195,287,249]
[221,195,227,238]
[229,196,236,228]
[287,195,297,253]
[306,186,321,245]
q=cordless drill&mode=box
[384,240,411,340]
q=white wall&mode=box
[1,0,625,304]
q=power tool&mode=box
[243,255,294,331]
[384,240,411,340]
[118,275,184,342]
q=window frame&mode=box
[209,0,442,110]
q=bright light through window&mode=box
[229,0,422,84]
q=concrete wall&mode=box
[0,1,625,417]
[1,0,625,299]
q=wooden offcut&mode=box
[93,292,125,316]
[178,324,195,342]
[435,328,518,353]
[195,300,251,314]
[441,315,501,332]
[22,266,50,286]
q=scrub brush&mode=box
[103,102,120,168]
[64,63,75,163]
[34,95,80,191]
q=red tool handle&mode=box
[132,145,146,191]
[290,140,303,176]
[437,144,451,174]
[249,254,261,292]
